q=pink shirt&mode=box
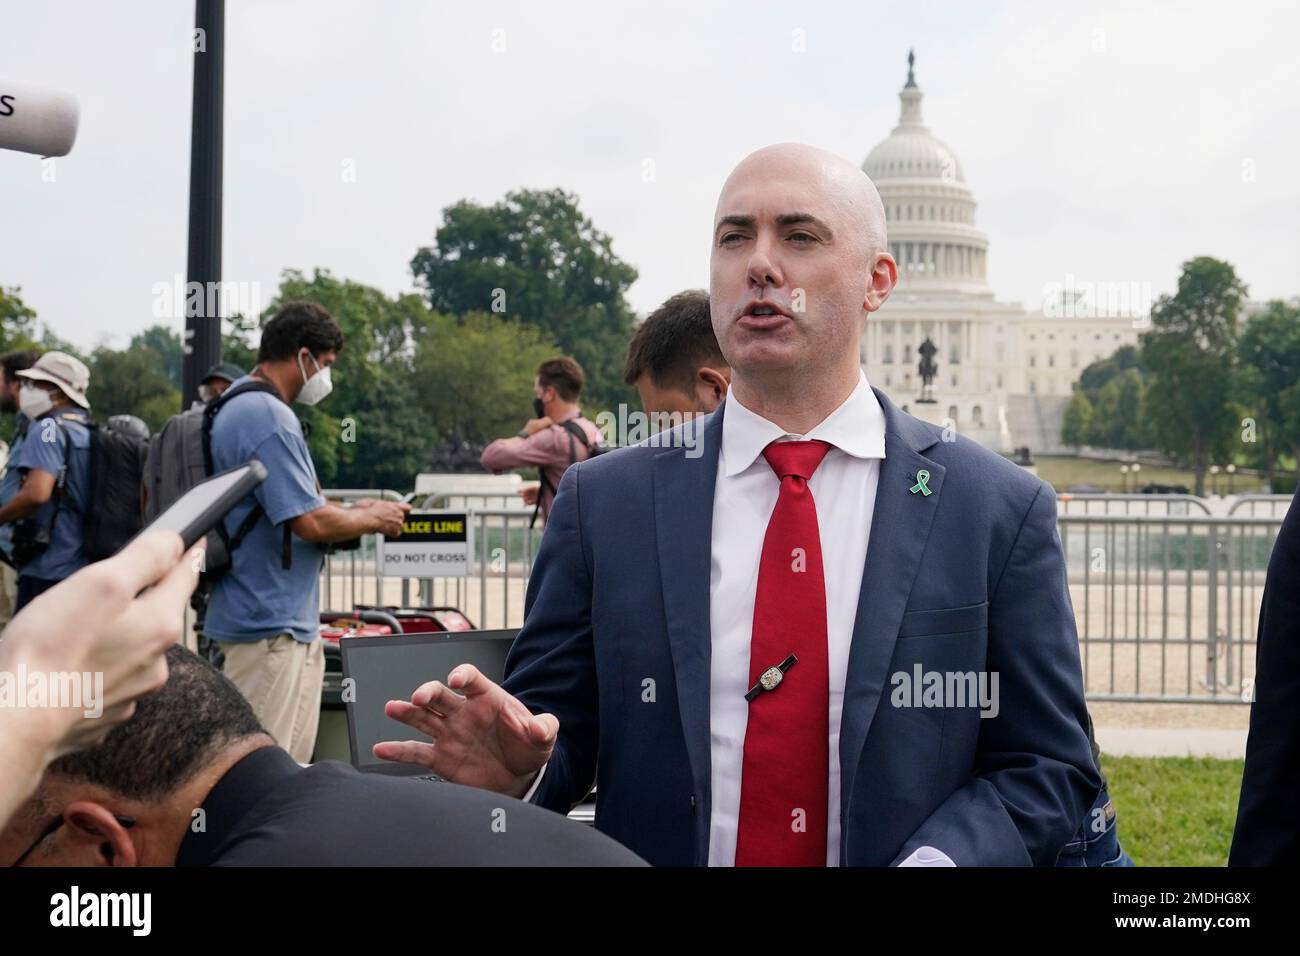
[480,411,603,522]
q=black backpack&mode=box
[83,420,149,561]
[530,418,609,528]
[32,413,149,564]
[142,378,290,582]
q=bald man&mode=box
[377,144,1101,867]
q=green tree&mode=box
[0,286,43,442]
[1278,382,1300,488]
[1068,348,1151,452]
[221,313,259,376]
[85,347,182,433]
[1077,344,1144,394]
[410,188,639,414]
[1236,300,1300,486]
[128,325,184,390]
[1062,390,1093,450]
[413,311,558,447]
[0,285,40,353]
[1140,257,1247,496]
[1087,379,1122,449]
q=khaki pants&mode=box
[217,635,324,763]
[0,561,17,630]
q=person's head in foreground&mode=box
[1,646,270,866]
[709,142,897,425]
[624,289,730,416]
[2,646,646,867]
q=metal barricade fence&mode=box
[1226,494,1295,517]
[1059,514,1280,703]
[319,496,540,629]
[319,491,1285,704]
[1056,493,1211,516]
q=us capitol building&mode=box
[861,53,1139,454]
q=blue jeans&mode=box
[1055,787,1135,866]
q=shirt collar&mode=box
[720,369,886,478]
[175,745,300,866]
[36,407,88,422]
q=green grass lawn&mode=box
[1031,455,1294,495]
[1034,457,1201,494]
[1103,755,1244,866]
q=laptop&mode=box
[341,629,518,776]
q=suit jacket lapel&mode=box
[653,404,723,860]
[839,389,945,848]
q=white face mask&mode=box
[18,384,53,419]
[198,384,215,404]
[295,351,333,406]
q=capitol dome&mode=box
[862,58,965,184]
[864,51,990,293]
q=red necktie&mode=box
[735,439,832,867]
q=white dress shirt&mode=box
[707,369,884,866]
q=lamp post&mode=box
[181,0,225,407]
[1131,462,1141,493]
[1210,464,1220,497]
[1120,464,1129,493]
[1226,463,1236,495]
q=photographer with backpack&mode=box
[480,357,605,527]
[198,303,409,763]
[0,352,95,611]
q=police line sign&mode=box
[378,511,471,578]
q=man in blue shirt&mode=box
[0,348,40,627]
[203,302,409,763]
[0,351,94,612]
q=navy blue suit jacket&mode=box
[502,388,1101,866]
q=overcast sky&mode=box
[2,0,1297,351]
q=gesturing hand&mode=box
[374,664,558,799]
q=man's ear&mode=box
[63,802,138,868]
[864,252,898,313]
[694,366,730,413]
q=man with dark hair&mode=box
[0,348,40,625]
[624,289,731,417]
[0,646,644,867]
[481,356,602,525]
[203,301,410,762]
[0,351,94,610]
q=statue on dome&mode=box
[917,336,939,403]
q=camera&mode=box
[10,518,51,567]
